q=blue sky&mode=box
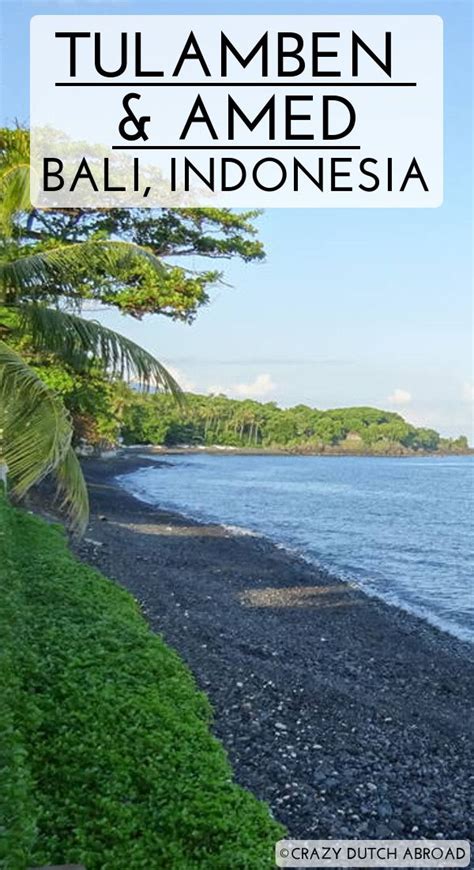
[2,0,473,439]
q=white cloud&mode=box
[165,366,195,393]
[207,373,276,400]
[233,373,276,398]
[462,382,474,402]
[387,388,412,406]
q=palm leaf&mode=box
[0,240,167,301]
[0,340,88,533]
[54,446,89,535]
[20,305,182,395]
[0,164,30,232]
[0,128,31,230]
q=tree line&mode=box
[119,390,468,455]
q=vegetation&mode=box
[0,497,283,869]
[0,127,264,530]
[119,391,469,455]
[0,132,276,867]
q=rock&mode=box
[84,538,103,548]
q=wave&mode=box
[117,466,474,647]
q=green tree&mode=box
[0,131,175,531]
[410,427,440,451]
[120,392,465,457]
[0,130,265,530]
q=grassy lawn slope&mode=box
[0,499,283,869]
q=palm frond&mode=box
[0,128,31,230]
[0,340,88,532]
[54,446,89,535]
[0,164,30,233]
[20,305,182,395]
[0,240,167,300]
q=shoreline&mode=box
[75,452,474,841]
[124,444,473,458]
[118,453,473,647]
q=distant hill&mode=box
[121,392,470,456]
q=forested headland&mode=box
[119,391,469,454]
[99,387,469,455]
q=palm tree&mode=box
[0,128,180,534]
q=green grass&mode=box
[0,499,284,869]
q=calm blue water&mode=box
[119,454,474,643]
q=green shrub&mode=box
[0,499,283,869]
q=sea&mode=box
[118,453,474,644]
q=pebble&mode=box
[77,458,474,844]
